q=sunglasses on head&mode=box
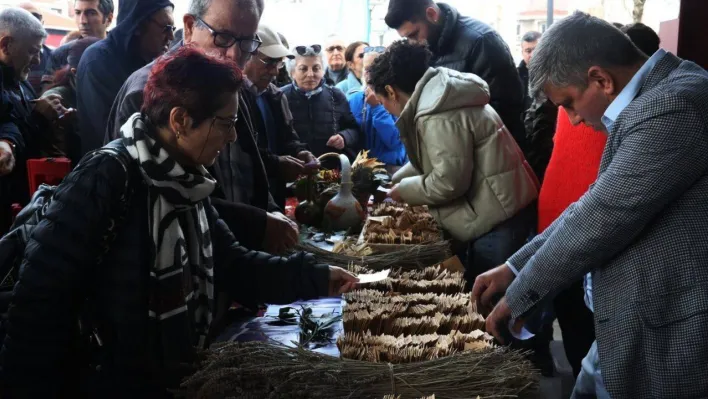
[364,46,386,54]
[295,44,322,56]
[325,45,344,53]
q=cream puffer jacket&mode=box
[393,67,539,242]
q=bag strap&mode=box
[77,140,135,264]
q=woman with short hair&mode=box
[0,46,357,398]
[281,44,360,158]
[367,40,538,279]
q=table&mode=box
[215,297,344,357]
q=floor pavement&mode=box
[539,322,576,399]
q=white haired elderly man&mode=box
[473,11,708,399]
[17,2,53,94]
[0,7,66,234]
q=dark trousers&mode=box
[554,280,596,378]
[464,204,536,283]
[461,204,554,373]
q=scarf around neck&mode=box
[294,79,325,99]
[121,113,217,364]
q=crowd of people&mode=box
[0,0,706,398]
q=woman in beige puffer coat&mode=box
[366,40,539,278]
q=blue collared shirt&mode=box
[584,49,665,312]
[601,49,666,133]
[507,50,667,314]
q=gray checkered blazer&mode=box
[506,52,708,398]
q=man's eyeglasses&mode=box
[325,45,344,53]
[364,46,386,54]
[197,17,262,53]
[295,45,322,56]
[150,18,176,35]
[258,56,285,70]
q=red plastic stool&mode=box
[26,157,72,197]
[11,203,22,219]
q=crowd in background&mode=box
[0,0,706,398]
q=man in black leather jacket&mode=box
[384,0,526,151]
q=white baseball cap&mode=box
[257,25,294,59]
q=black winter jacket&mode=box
[524,95,558,182]
[0,146,330,398]
[0,64,51,234]
[281,82,359,158]
[518,60,531,111]
[430,3,526,150]
[106,54,279,251]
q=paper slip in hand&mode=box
[357,269,390,284]
[377,186,392,194]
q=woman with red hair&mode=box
[0,46,357,398]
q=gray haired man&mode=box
[0,7,66,233]
[473,11,708,399]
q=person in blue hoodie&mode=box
[76,0,175,155]
[348,48,406,172]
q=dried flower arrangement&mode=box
[363,203,442,245]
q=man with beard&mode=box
[106,0,300,256]
[76,0,175,154]
[384,0,526,151]
[384,0,547,373]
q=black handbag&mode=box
[0,139,134,342]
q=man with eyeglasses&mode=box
[243,24,318,209]
[76,0,174,155]
[17,2,52,95]
[323,35,348,86]
[107,0,302,257]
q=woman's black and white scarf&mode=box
[121,113,216,363]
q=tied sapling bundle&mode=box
[178,341,539,399]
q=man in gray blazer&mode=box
[472,11,708,399]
